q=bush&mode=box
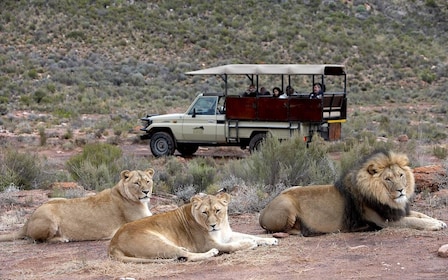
[157,157,193,194]
[220,134,339,211]
[225,134,337,189]
[66,143,123,190]
[33,90,47,104]
[188,157,217,193]
[38,126,47,146]
[432,146,447,160]
[0,147,44,191]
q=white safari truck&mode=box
[140,64,347,157]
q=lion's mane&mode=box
[336,150,414,231]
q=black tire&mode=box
[150,132,175,157]
[177,144,199,156]
[249,133,266,153]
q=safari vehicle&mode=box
[140,64,347,157]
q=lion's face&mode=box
[119,168,155,203]
[191,192,230,232]
[356,151,414,209]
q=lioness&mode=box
[259,151,447,236]
[0,169,155,243]
[109,192,278,262]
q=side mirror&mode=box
[192,108,196,118]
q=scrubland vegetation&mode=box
[0,0,447,211]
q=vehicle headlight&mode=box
[141,117,153,129]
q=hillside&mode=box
[0,0,447,143]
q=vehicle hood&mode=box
[149,113,185,123]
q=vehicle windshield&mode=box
[187,96,217,115]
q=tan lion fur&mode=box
[108,192,278,262]
[259,151,447,236]
[0,169,155,243]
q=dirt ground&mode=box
[1,179,448,279]
[0,141,448,279]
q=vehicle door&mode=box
[182,96,218,142]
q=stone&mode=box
[413,165,447,193]
[437,244,448,258]
[272,232,290,238]
[397,134,409,142]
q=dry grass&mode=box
[0,190,447,279]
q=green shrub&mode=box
[61,128,73,140]
[188,157,217,193]
[66,30,86,40]
[67,161,117,191]
[28,69,38,79]
[420,69,436,84]
[38,126,47,146]
[66,143,123,190]
[46,83,56,93]
[157,157,193,194]
[33,90,47,104]
[432,146,447,160]
[225,134,337,189]
[19,95,31,106]
[0,147,44,191]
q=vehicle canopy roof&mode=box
[185,64,345,76]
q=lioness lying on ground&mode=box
[109,192,278,262]
[0,169,155,243]
[259,150,447,236]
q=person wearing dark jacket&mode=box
[309,83,324,99]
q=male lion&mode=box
[259,151,447,236]
[0,169,155,243]
[108,192,278,262]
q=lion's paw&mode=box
[209,248,219,256]
[257,238,279,246]
[240,239,258,250]
[437,220,447,230]
[427,219,447,231]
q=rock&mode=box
[438,244,448,258]
[413,165,447,193]
[272,232,290,238]
[397,134,409,142]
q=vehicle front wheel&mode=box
[150,132,175,157]
[249,133,266,153]
[177,144,199,157]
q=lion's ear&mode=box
[145,168,155,177]
[367,164,377,175]
[217,192,231,205]
[190,195,203,205]
[120,170,131,179]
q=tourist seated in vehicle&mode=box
[309,83,324,99]
[280,85,298,98]
[258,87,271,96]
[272,87,282,98]
[243,84,258,97]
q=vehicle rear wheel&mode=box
[177,144,199,156]
[150,132,175,157]
[249,133,266,153]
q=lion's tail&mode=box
[0,224,27,242]
[109,250,175,264]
